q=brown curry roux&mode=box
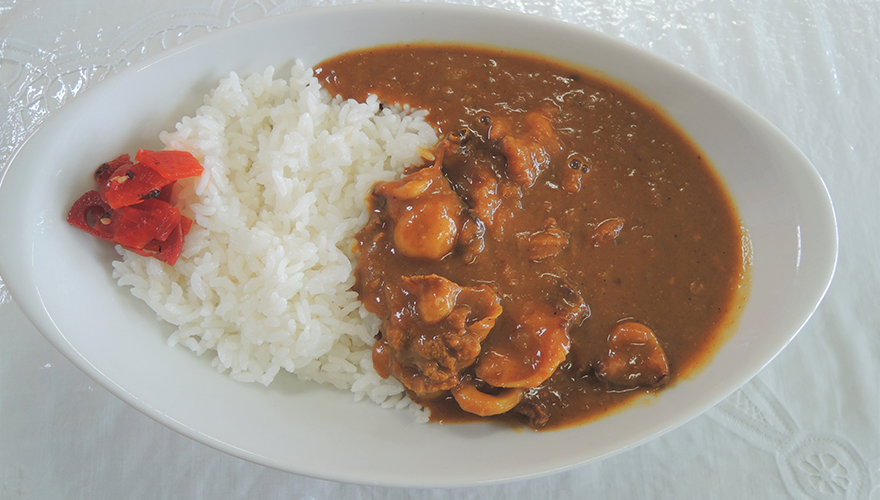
[317,45,746,430]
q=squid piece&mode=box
[451,379,524,417]
[475,279,587,389]
[592,217,625,246]
[595,321,670,389]
[521,218,569,262]
[464,168,503,228]
[475,302,574,388]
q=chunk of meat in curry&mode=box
[372,274,503,394]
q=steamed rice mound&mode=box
[110,61,438,412]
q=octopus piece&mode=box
[489,109,563,189]
[372,274,503,395]
[561,154,590,194]
[458,216,486,265]
[592,217,625,246]
[373,164,467,260]
[521,218,569,262]
[464,168,503,227]
[438,134,506,230]
[524,110,563,152]
[498,135,550,189]
[554,276,590,322]
[595,321,670,389]
[561,167,584,194]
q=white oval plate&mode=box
[0,3,837,487]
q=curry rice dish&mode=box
[109,45,747,432]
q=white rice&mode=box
[110,61,437,417]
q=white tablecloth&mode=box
[1,0,878,498]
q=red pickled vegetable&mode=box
[111,199,182,249]
[67,190,114,241]
[69,149,203,266]
[135,149,204,180]
[140,222,186,265]
[94,154,133,184]
[156,182,175,203]
[99,162,175,209]
[179,215,193,235]
[133,199,182,242]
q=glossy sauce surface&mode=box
[317,45,747,430]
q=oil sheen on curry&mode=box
[317,45,748,430]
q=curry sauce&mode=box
[317,45,747,430]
